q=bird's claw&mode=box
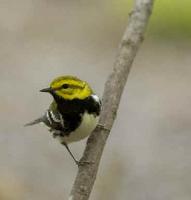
[77,159,95,167]
[97,124,110,131]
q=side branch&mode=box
[69,0,155,199]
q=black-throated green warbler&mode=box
[26,75,101,165]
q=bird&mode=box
[25,75,101,165]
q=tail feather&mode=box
[24,117,43,127]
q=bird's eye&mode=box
[62,84,69,89]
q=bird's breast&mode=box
[58,112,99,144]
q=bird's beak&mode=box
[40,87,53,93]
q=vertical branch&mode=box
[69,0,155,199]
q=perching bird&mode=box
[25,75,101,165]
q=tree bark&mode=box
[69,0,155,199]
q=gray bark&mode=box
[69,0,155,199]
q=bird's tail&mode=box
[24,117,43,127]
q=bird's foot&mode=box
[77,159,95,167]
[97,124,110,131]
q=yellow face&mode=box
[49,76,93,100]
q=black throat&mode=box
[52,94,101,116]
[51,94,101,133]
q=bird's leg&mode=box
[52,131,81,165]
[61,142,95,167]
[61,142,79,165]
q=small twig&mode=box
[69,0,155,199]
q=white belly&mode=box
[58,112,99,144]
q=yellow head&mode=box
[40,76,93,100]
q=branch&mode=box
[69,0,155,199]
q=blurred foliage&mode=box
[148,0,191,39]
[110,0,191,40]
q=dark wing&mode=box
[25,107,65,132]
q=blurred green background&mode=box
[111,0,191,39]
[0,0,191,200]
